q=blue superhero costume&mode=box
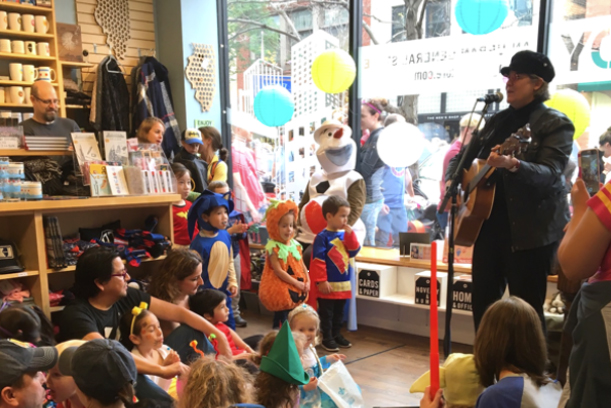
[188,190,238,330]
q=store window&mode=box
[227,0,351,238]
[359,0,540,248]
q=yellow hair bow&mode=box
[130,302,149,335]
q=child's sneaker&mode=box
[322,338,340,352]
[335,334,352,348]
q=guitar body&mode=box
[454,159,496,247]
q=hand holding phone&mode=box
[578,148,602,195]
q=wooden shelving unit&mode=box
[0,80,58,87]
[0,194,179,317]
[0,1,66,116]
[0,149,72,156]
[60,61,94,69]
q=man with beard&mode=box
[20,81,80,136]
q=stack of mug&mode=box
[0,12,51,56]
[2,63,56,105]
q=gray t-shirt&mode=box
[20,118,80,137]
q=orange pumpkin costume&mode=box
[258,200,309,312]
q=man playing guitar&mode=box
[447,51,575,332]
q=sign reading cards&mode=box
[359,26,537,96]
[358,269,380,298]
[548,16,611,85]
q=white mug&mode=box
[0,88,5,104]
[34,15,48,34]
[9,63,23,82]
[21,14,34,33]
[11,40,24,54]
[25,41,36,55]
[35,66,56,82]
[0,39,10,53]
[0,12,7,30]
[22,65,35,82]
[9,86,24,105]
[24,87,31,105]
[8,13,21,31]
[36,42,49,57]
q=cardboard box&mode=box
[414,270,448,308]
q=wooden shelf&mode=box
[0,29,54,40]
[0,51,55,61]
[356,294,473,316]
[0,270,39,281]
[0,2,53,14]
[0,149,72,156]
[60,61,93,68]
[47,254,169,274]
[249,243,265,250]
[65,104,89,109]
[50,306,64,313]
[0,80,58,87]
[0,194,181,215]
[0,103,32,108]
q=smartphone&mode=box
[579,149,602,195]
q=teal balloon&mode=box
[254,85,295,127]
[455,0,509,35]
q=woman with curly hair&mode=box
[148,248,203,337]
[179,357,254,408]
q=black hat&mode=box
[500,50,555,83]
[59,339,137,404]
[0,339,58,388]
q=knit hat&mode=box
[0,339,58,389]
[264,199,299,245]
[188,189,234,235]
[409,353,483,407]
[58,339,137,405]
[260,322,309,385]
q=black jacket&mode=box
[173,148,208,193]
[446,102,574,251]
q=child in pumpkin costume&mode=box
[188,190,238,329]
[259,200,310,329]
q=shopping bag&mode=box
[317,361,364,408]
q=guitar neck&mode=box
[467,164,496,193]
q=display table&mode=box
[0,194,180,316]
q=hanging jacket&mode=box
[132,57,181,157]
[90,56,130,132]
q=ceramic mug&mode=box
[25,41,36,55]
[0,39,11,53]
[35,66,56,82]
[8,13,21,31]
[22,65,35,82]
[34,15,48,34]
[9,63,23,82]
[11,40,24,54]
[0,88,5,104]
[36,42,49,57]
[0,12,7,30]
[9,86,24,105]
[21,14,34,33]
[24,87,31,105]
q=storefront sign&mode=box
[358,269,380,298]
[359,26,537,97]
[254,75,292,93]
[548,16,611,85]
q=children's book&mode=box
[106,165,130,196]
[103,131,128,165]
[89,163,111,197]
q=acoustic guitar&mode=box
[453,125,531,247]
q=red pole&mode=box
[430,241,439,398]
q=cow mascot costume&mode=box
[297,120,366,329]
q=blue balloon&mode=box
[455,0,508,35]
[254,85,295,127]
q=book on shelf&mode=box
[71,133,101,168]
[102,131,128,165]
[106,165,129,196]
[88,163,111,197]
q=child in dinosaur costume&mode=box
[258,200,310,328]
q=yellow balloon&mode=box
[545,89,591,140]
[311,49,356,94]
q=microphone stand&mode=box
[438,99,492,358]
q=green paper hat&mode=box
[260,321,309,385]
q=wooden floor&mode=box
[236,309,473,408]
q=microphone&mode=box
[477,92,504,104]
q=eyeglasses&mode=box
[32,95,59,106]
[110,268,129,280]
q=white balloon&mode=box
[377,122,425,167]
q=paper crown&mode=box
[409,353,483,406]
[259,321,309,385]
[188,190,234,236]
